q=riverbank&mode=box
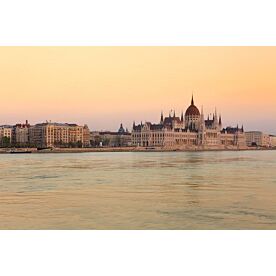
[0,146,276,154]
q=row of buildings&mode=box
[0,121,91,148]
[90,124,131,147]
[1,97,276,149]
[132,96,276,149]
[245,131,276,148]
[0,121,131,148]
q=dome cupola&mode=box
[185,95,200,116]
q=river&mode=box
[0,151,275,229]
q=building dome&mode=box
[118,123,125,134]
[185,96,200,116]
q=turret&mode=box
[214,108,218,128]
[199,105,205,134]
[214,108,218,121]
[200,106,204,121]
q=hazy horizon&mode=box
[1,47,276,134]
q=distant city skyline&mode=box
[1,47,276,134]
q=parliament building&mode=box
[132,96,247,149]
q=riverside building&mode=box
[269,135,276,147]
[90,124,131,147]
[132,96,247,149]
[29,121,90,148]
[245,131,271,147]
[0,125,13,146]
[13,120,31,146]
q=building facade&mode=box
[245,131,271,147]
[269,135,276,147]
[90,124,132,147]
[13,120,31,146]
[0,125,13,146]
[29,122,89,148]
[83,124,91,147]
[132,96,247,149]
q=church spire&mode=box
[200,106,204,124]
[181,111,184,122]
[191,94,194,105]
[160,111,164,123]
[219,115,222,125]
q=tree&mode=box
[102,138,110,146]
[76,141,83,148]
[114,135,122,147]
[68,141,76,148]
[1,136,11,147]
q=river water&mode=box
[0,151,276,229]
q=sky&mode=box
[0,46,276,133]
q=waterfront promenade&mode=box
[0,146,275,154]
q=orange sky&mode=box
[0,47,276,133]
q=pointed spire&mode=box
[191,94,194,105]
[173,110,175,117]
[241,125,244,132]
[214,108,217,120]
[181,111,184,122]
[133,121,135,128]
[219,115,222,125]
[213,113,215,120]
[160,111,164,123]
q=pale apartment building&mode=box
[13,120,31,146]
[29,122,90,148]
[269,135,276,147]
[83,125,91,147]
[245,131,271,147]
[0,125,13,145]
